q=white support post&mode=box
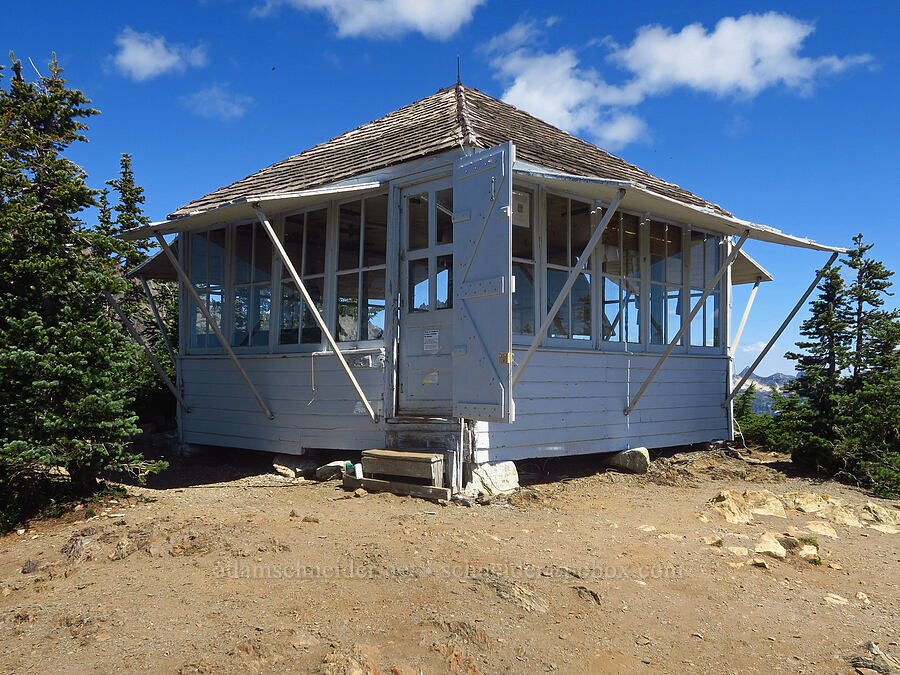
[731,277,761,354]
[511,188,626,390]
[724,251,839,407]
[103,290,190,412]
[138,276,177,367]
[254,205,377,423]
[624,230,750,416]
[154,233,275,420]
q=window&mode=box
[512,189,536,335]
[189,229,226,349]
[689,231,721,347]
[232,223,273,348]
[336,195,388,342]
[649,220,683,345]
[546,195,593,340]
[405,188,453,313]
[279,207,326,346]
[600,212,641,344]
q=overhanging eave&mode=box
[513,163,846,253]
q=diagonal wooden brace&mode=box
[254,205,377,423]
[624,230,750,416]
[154,233,275,420]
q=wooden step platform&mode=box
[343,448,449,500]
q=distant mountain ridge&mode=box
[733,367,796,414]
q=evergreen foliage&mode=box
[733,384,772,446]
[768,236,900,497]
[101,154,178,423]
[0,54,166,531]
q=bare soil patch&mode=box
[1,447,898,674]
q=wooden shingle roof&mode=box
[170,84,731,219]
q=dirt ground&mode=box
[1,446,898,674]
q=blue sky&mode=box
[4,1,898,376]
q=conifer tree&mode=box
[102,153,178,422]
[0,54,165,519]
[778,266,852,470]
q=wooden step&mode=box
[343,475,450,501]
[361,449,444,485]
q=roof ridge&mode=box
[454,82,478,148]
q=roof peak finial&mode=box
[456,55,461,86]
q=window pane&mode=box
[512,263,535,335]
[363,270,386,340]
[705,291,719,347]
[624,280,641,343]
[570,199,591,267]
[602,277,621,341]
[408,259,429,312]
[623,214,641,278]
[650,221,666,283]
[546,194,568,266]
[300,278,323,344]
[512,190,533,260]
[547,268,569,338]
[232,286,250,346]
[512,224,532,261]
[363,195,388,267]
[435,188,453,246]
[253,226,272,283]
[280,280,301,345]
[436,255,452,309]
[305,208,327,275]
[251,285,271,347]
[190,233,207,285]
[601,215,621,276]
[336,273,359,341]
[208,229,226,286]
[650,283,666,344]
[572,273,592,340]
[667,288,682,344]
[338,201,361,271]
[407,193,428,251]
[690,289,704,346]
[283,214,304,278]
[666,224,682,283]
[234,225,252,285]
[191,296,207,349]
[689,231,706,288]
[705,235,719,284]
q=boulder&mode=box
[708,490,754,524]
[857,502,897,525]
[743,490,787,518]
[806,521,838,539]
[603,447,650,474]
[781,492,828,513]
[755,532,787,559]
[315,460,349,481]
[464,461,519,497]
[798,545,820,562]
[273,454,319,479]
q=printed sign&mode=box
[423,328,440,353]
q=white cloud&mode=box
[488,13,872,149]
[183,85,254,121]
[740,341,767,354]
[611,13,873,98]
[113,28,207,82]
[253,0,483,39]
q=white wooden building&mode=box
[123,84,843,492]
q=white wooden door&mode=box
[397,180,455,414]
[452,143,515,422]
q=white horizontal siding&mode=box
[478,349,730,461]
[180,352,387,452]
